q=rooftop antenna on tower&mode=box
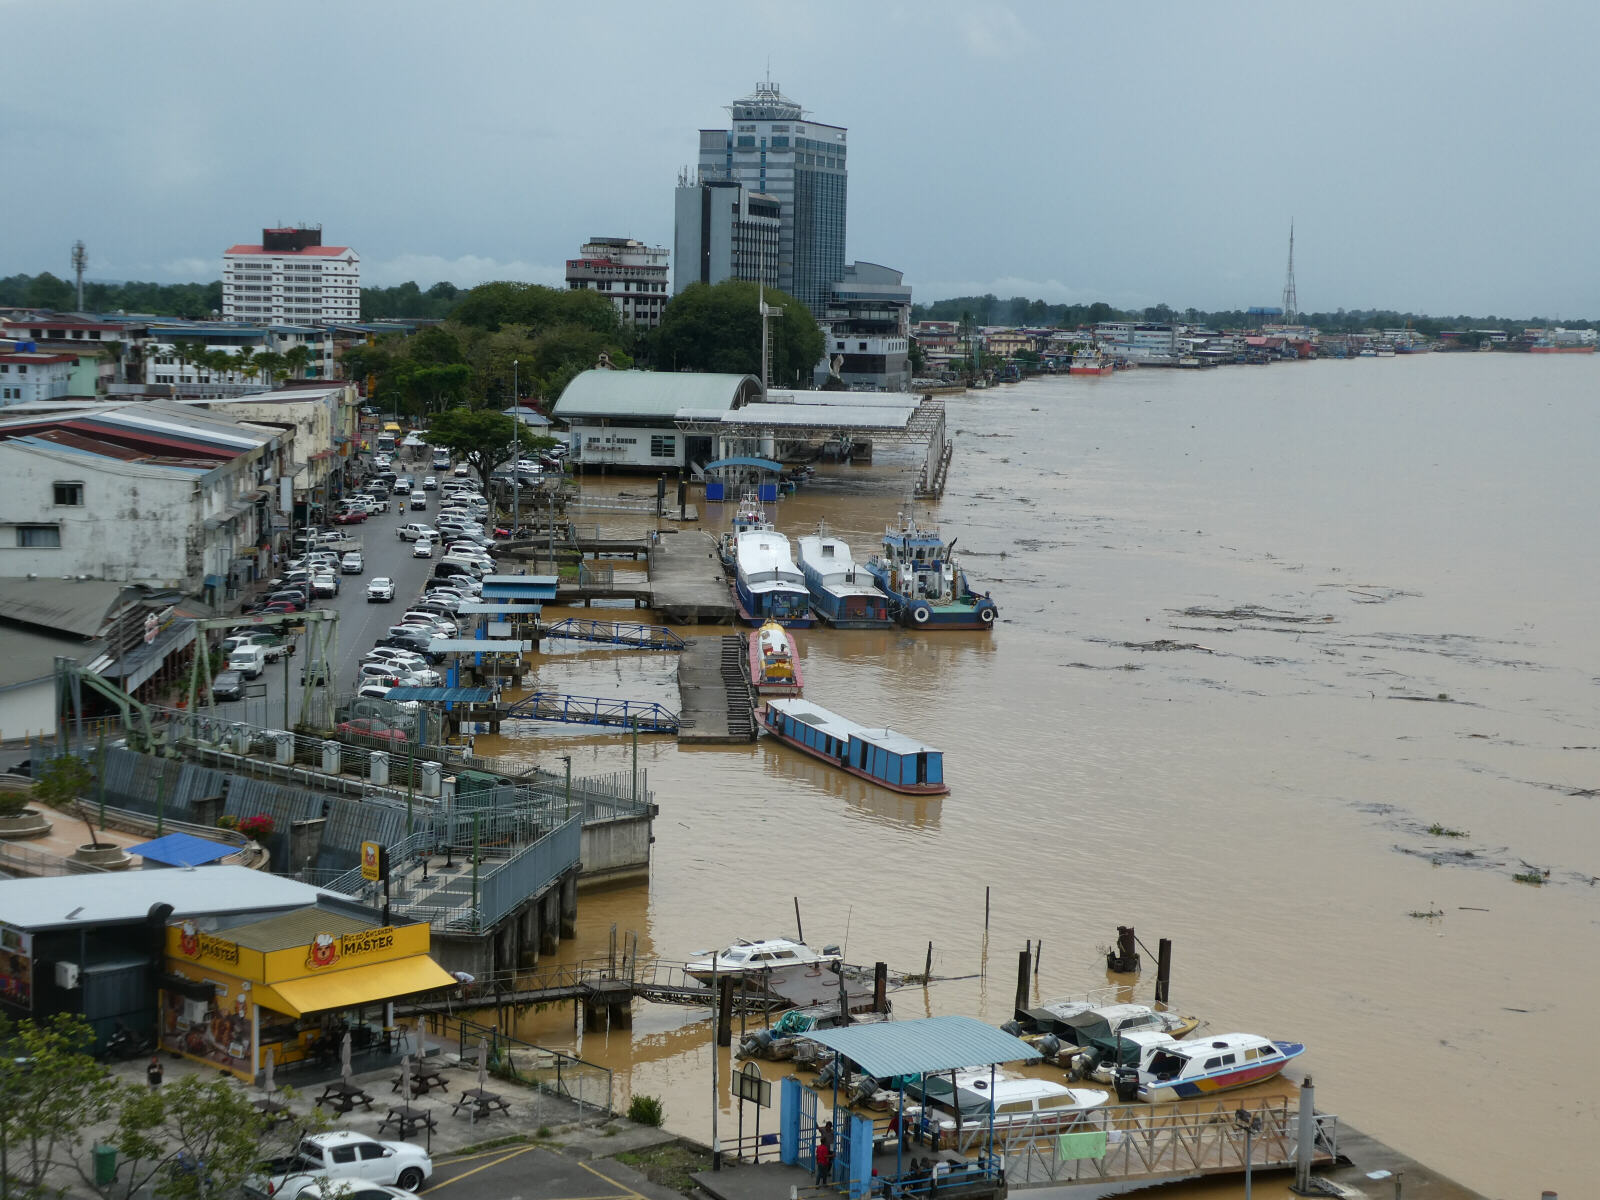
[1281,220,1298,325]
[71,241,87,310]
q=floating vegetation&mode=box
[1513,872,1547,886]
[1117,639,1214,653]
[1427,823,1469,838]
[1408,908,1444,919]
[1175,604,1335,624]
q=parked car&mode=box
[227,645,267,679]
[266,590,307,612]
[210,669,244,702]
[366,577,396,602]
[453,463,470,477]
[336,719,408,745]
[333,508,367,525]
[412,539,434,558]
[301,661,332,686]
[365,647,428,672]
[311,571,340,599]
[222,632,286,661]
[340,551,365,575]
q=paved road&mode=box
[205,493,458,729]
[429,1142,682,1200]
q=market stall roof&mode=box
[252,954,457,1017]
[802,1016,1038,1078]
[223,907,374,952]
[125,832,236,868]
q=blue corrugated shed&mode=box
[384,687,496,702]
[126,832,236,867]
[803,1016,1037,1077]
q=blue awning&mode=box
[802,1016,1038,1077]
[704,456,784,473]
[384,687,497,702]
[126,832,235,867]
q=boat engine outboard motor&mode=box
[1000,1020,1024,1036]
[816,1060,839,1088]
[851,1075,878,1106]
[1113,1066,1140,1104]
[1035,1034,1062,1062]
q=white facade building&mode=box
[565,238,671,328]
[223,226,360,325]
[0,352,78,405]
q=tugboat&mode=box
[863,514,998,630]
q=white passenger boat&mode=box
[1132,1032,1305,1103]
[685,937,840,983]
[796,528,892,628]
[733,528,812,625]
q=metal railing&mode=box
[0,839,106,877]
[422,1012,613,1117]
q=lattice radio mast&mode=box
[1281,221,1298,324]
[71,241,87,310]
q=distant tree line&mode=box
[911,292,1596,335]
[0,272,221,318]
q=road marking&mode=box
[577,1161,647,1200]
[431,1144,539,1187]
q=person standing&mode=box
[813,1133,832,1188]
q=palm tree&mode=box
[283,344,312,379]
[204,349,235,382]
[234,345,259,386]
[255,350,288,389]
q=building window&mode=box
[650,435,676,458]
[17,525,61,548]
[53,482,84,506]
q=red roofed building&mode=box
[222,225,360,325]
[0,352,79,405]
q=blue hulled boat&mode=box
[863,515,998,630]
[733,528,812,626]
[796,528,892,628]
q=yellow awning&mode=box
[254,955,457,1018]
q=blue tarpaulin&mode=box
[126,833,235,868]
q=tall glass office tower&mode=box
[697,80,847,316]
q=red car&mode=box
[333,509,367,525]
[336,718,407,743]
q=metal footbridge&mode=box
[504,691,680,732]
[542,618,685,651]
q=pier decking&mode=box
[676,635,757,743]
[649,533,737,623]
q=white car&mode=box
[251,1130,432,1199]
[393,477,413,494]
[341,551,364,575]
[453,463,470,477]
[412,539,433,558]
[311,571,339,598]
[422,476,438,490]
[366,577,396,602]
[367,646,428,670]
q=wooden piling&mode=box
[1155,937,1173,1004]
[1014,949,1031,1018]
[984,886,990,930]
[1035,940,1042,978]
[794,896,804,942]
[924,941,933,982]
[1107,925,1140,973]
[716,976,735,1046]
[873,961,888,1012]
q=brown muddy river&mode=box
[474,353,1599,1200]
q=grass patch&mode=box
[614,1142,711,1195]
[1427,823,1468,838]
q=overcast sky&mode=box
[6,0,1597,318]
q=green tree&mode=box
[255,351,289,388]
[282,344,312,379]
[0,1013,117,1197]
[654,280,822,384]
[427,407,517,488]
[25,272,74,310]
[234,346,259,386]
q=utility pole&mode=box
[71,241,87,310]
[511,360,520,535]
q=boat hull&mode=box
[761,707,949,795]
[1136,1041,1304,1103]
[749,625,804,696]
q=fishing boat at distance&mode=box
[762,698,948,794]
[749,619,804,696]
[864,515,998,630]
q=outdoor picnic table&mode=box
[451,1087,511,1122]
[394,1066,449,1095]
[379,1104,437,1139]
[252,1097,291,1124]
[316,1080,374,1113]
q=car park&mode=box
[366,577,396,602]
[341,551,364,574]
[412,539,433,558]
[210,669,244,702]
[250,1130,432,1200]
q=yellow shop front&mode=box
[160,908,455,1080]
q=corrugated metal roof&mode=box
[555,369,758,419]
[223,906,375,951]
[0,865,346,932]
[0,576,131,637]
[427,638,534,651]
[727,403,917,431]
[803,1016,1038,1077]
[384,687,496,701]
[125,832,235,867]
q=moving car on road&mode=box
[366,577,396,602]
[341,551,364,574]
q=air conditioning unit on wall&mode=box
[181,998,210,1025]
[55,961,80,989]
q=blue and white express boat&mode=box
[733,528,812,625]
[864,515,998,630]
[719,490,775,570]
[796,528,892,628]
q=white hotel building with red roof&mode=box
[222,226,360,324]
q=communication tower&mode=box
[71,240,87,310]
[1281,221,1298,325]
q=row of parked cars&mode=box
[343,487,504,743]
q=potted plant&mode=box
[31,755,130,869]
[0,779,51,839]
[237,813,275,841]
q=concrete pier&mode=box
[676,635,756,743]
[649,532,737,623]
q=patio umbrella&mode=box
[399,1054,412,1103]
[476,1037,489,1092]
[339,1030,353,1082]
[263,1049,277,1097]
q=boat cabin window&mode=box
[1243,1048,1259,1061]
[1259,1045,1279,1057]
[1147,1049,1186,1078]
[772,950,797,960]
[996,1100,1032,1116]
[1037,1094,1077,1111]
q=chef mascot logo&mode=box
[179,921,200,959]
[306,932,340,970]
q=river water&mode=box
[476,353,1599,1200]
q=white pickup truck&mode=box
[396,523,438,542]
[248,1131,432,1199]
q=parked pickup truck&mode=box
[396,523,438,542]
[246,1131,432,1199]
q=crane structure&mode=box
[1281,221,1298,325]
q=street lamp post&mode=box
[1234,1108,1262,1200]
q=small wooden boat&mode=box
[749,620,804,695]
[762,698,948,794]
[1133,1032,1305,1103]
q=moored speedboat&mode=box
[863,515,997,630]
[749,619,804,695]
[1007,1000,1200,1047]
[1133,1032,1305,1103]
[685,937,840,983]
[733,528,812,626]
[902,1071,1108,1148]
[762,698,948,794]
[796,527,892,628]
